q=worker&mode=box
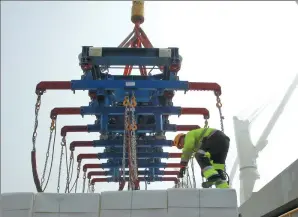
[173,128,230,188]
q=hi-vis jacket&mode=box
[181,128,217,163]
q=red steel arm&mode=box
[77,154,98,162]
[164,171,179,176]
[91,177,178,184]
[188,82,221,95]
[83,164,101,172]
[181,107,209,119]
[61,125,88,137]
[50,107,81,119]
[176,125,200,131]
[36,81,71,94]
[78,153,180,161]
[69,141,93,151]
[87,170,179,180]
[168,153,182,158]
[166,163,184,168]
[87,171,107,179]
[61,125,199,137]
[51,107,208,119]
[83,163,182,173]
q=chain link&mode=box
[75,161,82,193]
[57,136,66,193]
[65,150,74,193]
[190,157,196,188]
[82,172,87,193]
[40,119,56,188]
[123,94,139,190]
[130,93,138,189]
[91,184,95,193]
[87,179,91,193]
[122,96,130,186]
[32,93,57,192]
[215,92,224,132]
[32,94,42,151]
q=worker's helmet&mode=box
[173,133,185,149]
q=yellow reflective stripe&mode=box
[202,167,218,179]
[213,163,225,170]
[197,150,211,159]
[205,152,211,159]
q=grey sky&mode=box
[1,1,298,197]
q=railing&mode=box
[279,208,298,217]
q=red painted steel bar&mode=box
[69,141,93,151]
[50,107,81,119]
[91,177,178,184]
[36,81,71,93]
[77,154,98,162]
[83,163,182,173]
[188,82,221,95]
[87,170,179,180]
[83,164,102,172]
[61,125,88,137]
[181,107,209,119]
[176,125,200,131]
[168,153,182,158]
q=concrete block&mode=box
[167,188,200,208]
[100,209,131,217]
[199,188,237,208]
[131,209,167,217]
[200,207,238,217]
[101,191,132,210]
[33,214,58,217]
[33,193,61,213]
[132,190,167,209]
[59,193,100,213]
[240,159,298,217]
[2,210,32,217]
[1,192,34,210]
[59,214,99,217]
[167,207,199,217]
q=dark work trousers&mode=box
[195,130,230,175]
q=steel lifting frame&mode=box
[33,46,222,190]
[31,1,225,192]
[36,80,221,93]
[60,124,201,137]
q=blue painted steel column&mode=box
[155,113,163,132]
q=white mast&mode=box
[231,73,298,205]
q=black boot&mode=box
[216,169,230,184]
[202,173,221,188]
[216,169,226,180]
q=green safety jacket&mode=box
[181,128,217,163]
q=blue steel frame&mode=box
[71,80,188,91]
[77,46,187,183]
[92,138,172,147]
[80,47,180,66]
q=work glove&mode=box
[178,167,186,178]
